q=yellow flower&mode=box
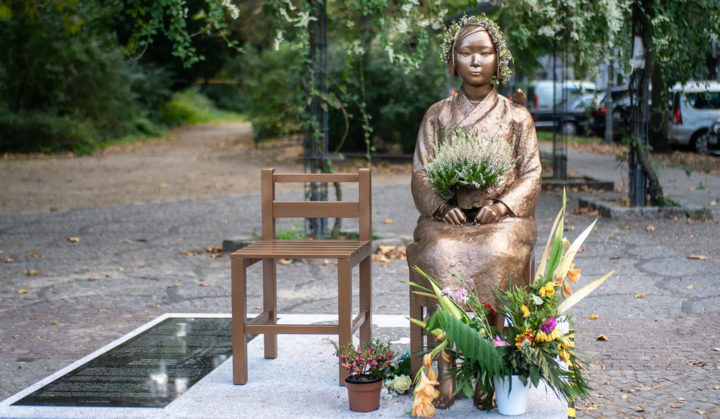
[557,343,570,362]
[538,282,556,297]
[567,268,581,283]
[536,328,562,343]
[520,305,530,318]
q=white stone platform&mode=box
[0,314,567,418]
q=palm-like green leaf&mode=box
[436,310,503,377]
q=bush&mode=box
[225,46,304,139]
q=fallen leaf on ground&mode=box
[634,293,645,299]
[621,225,632,230]
[712,348,720,352]
[120,238,133,244]
[181,250,202,256]
[374,244,407,261]
[646,225,655,232]
[88,276,101,281]
[588,314,599,319]
[206,246,223,254]
[212,253,224,258]
[25,252,38,258]
[635,407,645,412]
[713,385,720,390]
[621,394,628,399]
[158,182,168,188]
[687,254,707,260]
[383,219,395,224]
[51,321,58,325]
[18,289,28,294]
[220,219,228,224]
[596,334,609,341]
[175,283,182,287]
[278,258,293,265]
[199,282,209,287]
[25,269,37,276]
[1,257,14,263]
[689,360,706,366]
[670,403,682,408]
[697,410,705,415]
[686,285,694,290]
[67,237,80,243]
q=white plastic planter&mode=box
[494,375,530,415]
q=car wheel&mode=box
[691,131,709,154]
[561,122,577,136]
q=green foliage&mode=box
[276,220,306,240]
[0,1,173,152]
[159,88,239,125]
[224,45,304,139]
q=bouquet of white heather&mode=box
[425,127,514,201]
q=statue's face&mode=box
[454,29,497,88]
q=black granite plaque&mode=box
[14,317,247,407]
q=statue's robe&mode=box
[407,87,542,307]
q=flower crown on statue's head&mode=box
[441,14,513,85]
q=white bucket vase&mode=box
[493,375,530,415]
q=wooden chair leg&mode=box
[358,256,372,346]
[409,290,424,378]
[231,257,248,385]
[338,258,352,386]
[263,258,277,359]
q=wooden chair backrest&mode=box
[261,168,372,241]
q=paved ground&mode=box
[1,126,719,417]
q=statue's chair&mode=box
[231,168,373,385]
[409,253,535,377]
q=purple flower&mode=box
[454,288,469,304]
[492,335,510,347]
[441,287,452,297]
[449,261,455,269]
[465,278,474,288]
[541,317,557,334]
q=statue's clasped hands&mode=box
[442,202,509,225]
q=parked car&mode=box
[700,118,720,154]
[668,81,720,154]
[528,80,597,111]
[531,93,600,136]
[590,89,631,140]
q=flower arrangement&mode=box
[407,192,614,413]
[333,339,396,382]
[425,127,515,201]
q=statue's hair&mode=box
[442,14,513,85]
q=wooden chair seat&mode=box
[236,240,371,261]
[232,168,372,386]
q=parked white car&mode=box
[668,81,720,153]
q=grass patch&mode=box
[536,131,603,145]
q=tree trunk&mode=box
[649,65,670,152]
[632,0,665,205]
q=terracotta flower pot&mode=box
[345,376,382,412]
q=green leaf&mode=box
[436,311,502,377]
[531,294,543,305]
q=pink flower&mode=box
[449,261,455,268]
[441,287,452,297]
[454,288,469,304]
[492,335,510,347]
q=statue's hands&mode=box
[475,202,509,224]
[442,206,467,225]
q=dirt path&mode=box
[0,122,411,215]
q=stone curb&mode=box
[578,196,714,220]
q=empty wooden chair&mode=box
[231,168,372,385]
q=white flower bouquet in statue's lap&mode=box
[426,127,515,209]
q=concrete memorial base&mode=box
[0,314,567,418]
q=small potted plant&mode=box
[425,127,515,210]
[334,339,396,412]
